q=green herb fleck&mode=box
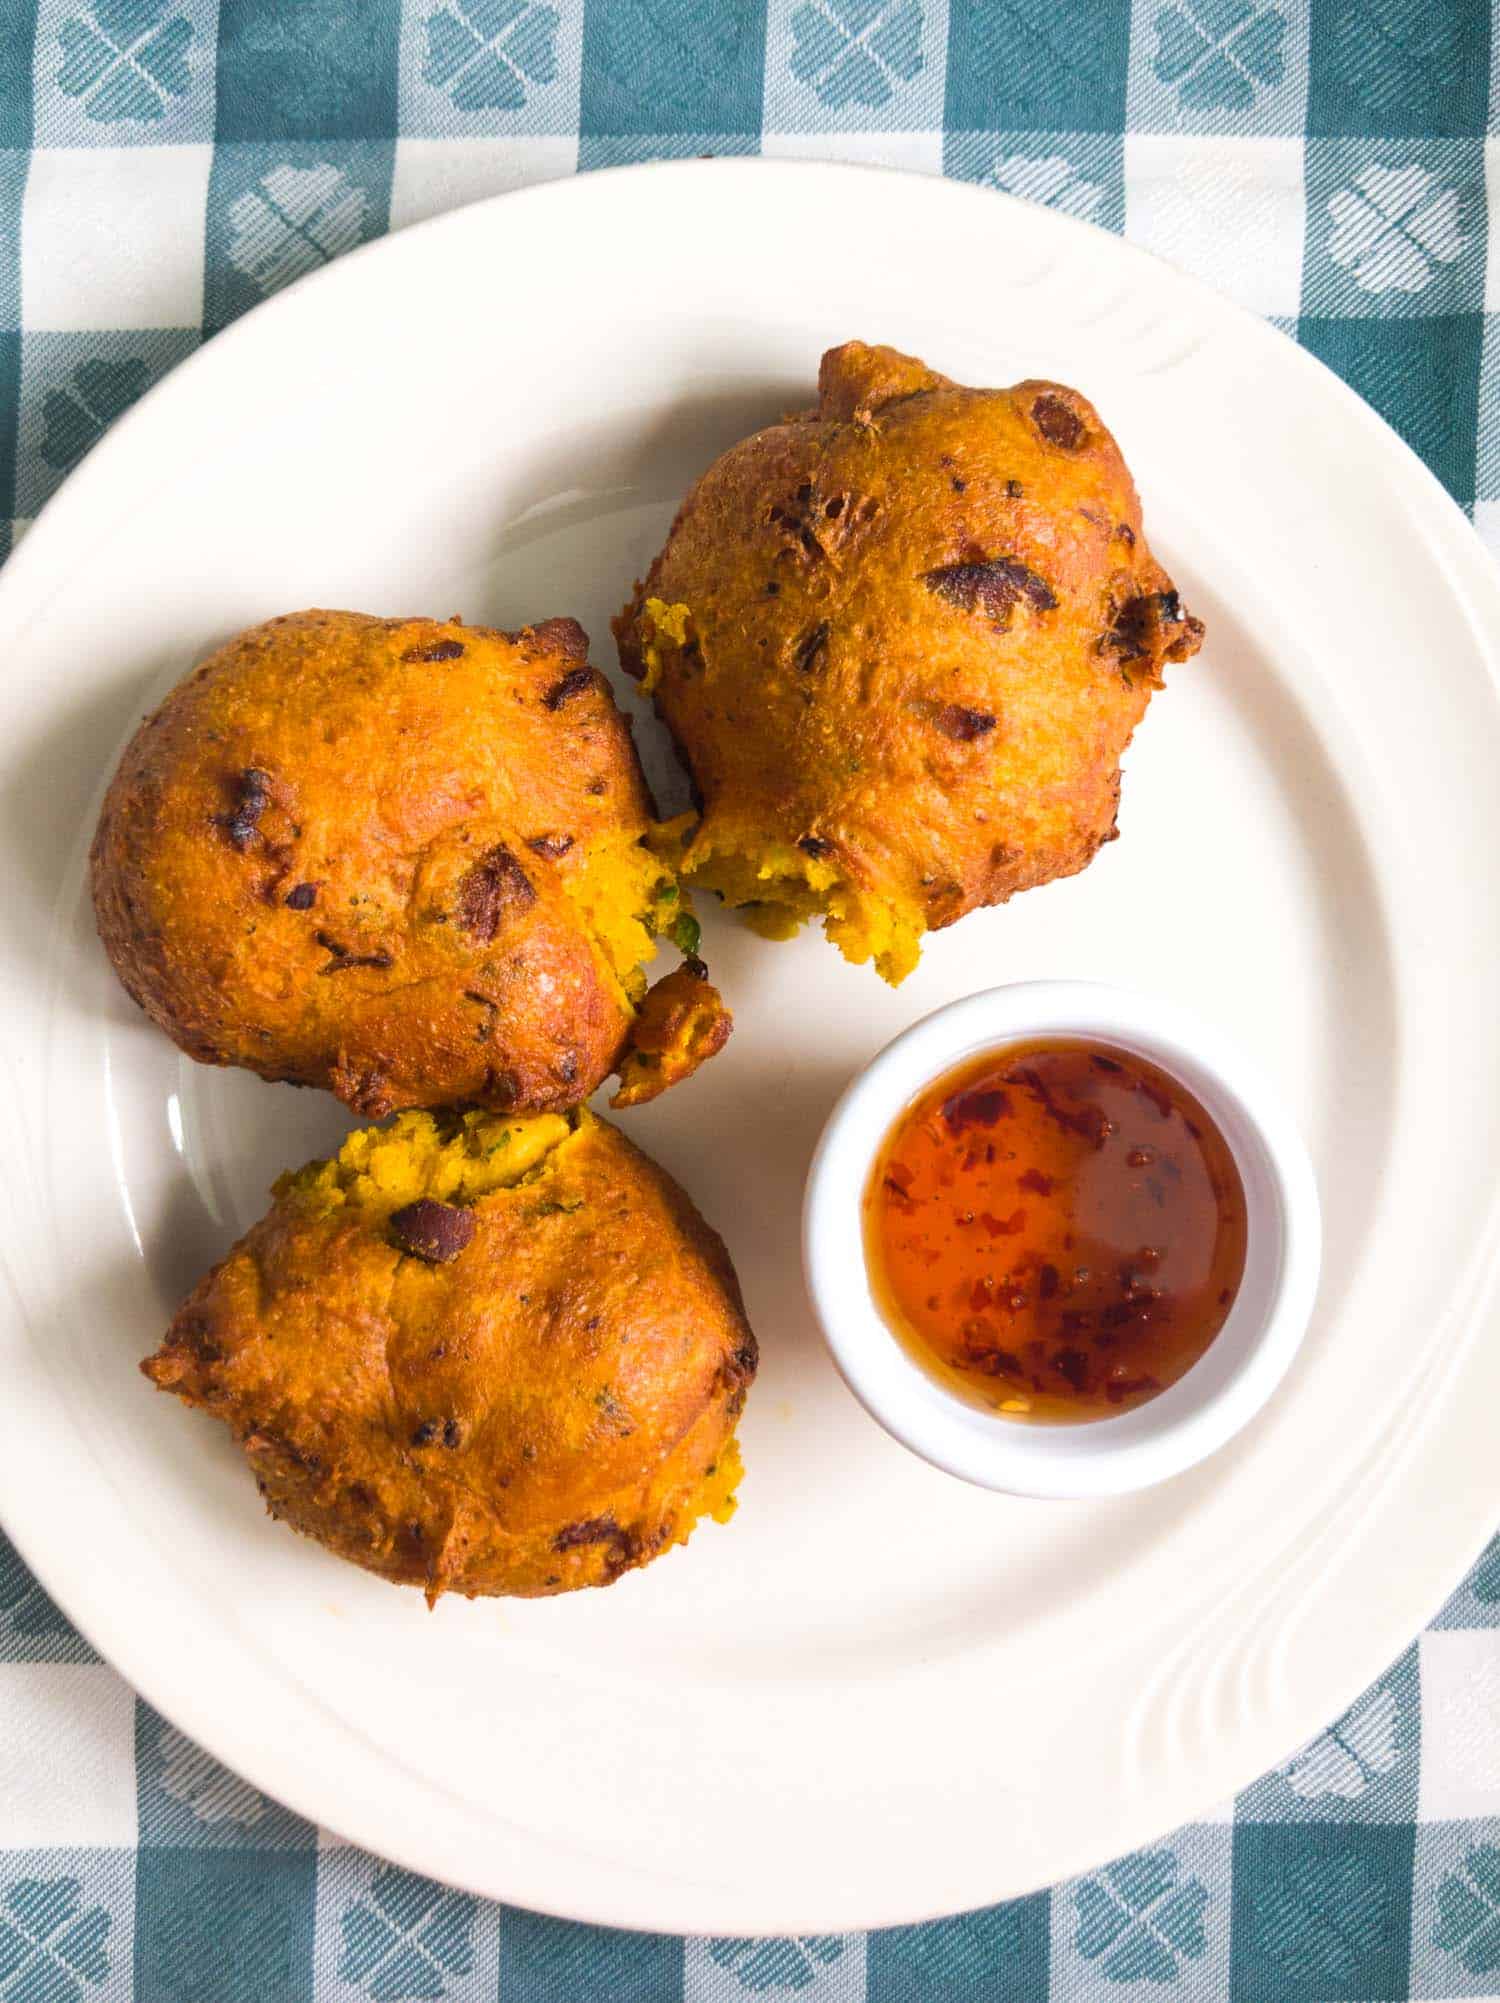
[533,1196,584,1218]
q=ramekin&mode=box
[802,981,1322,1498]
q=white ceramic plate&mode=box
[1,159,1498,1938]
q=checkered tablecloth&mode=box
[3,1,1499,1996]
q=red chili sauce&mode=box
[865,1038,1248,1423]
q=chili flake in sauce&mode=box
[865,1038,1248,1423]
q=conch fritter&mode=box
[615,341,1204,984]
[92,609,728,1116]
[143,1107,756,1600]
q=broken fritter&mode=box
[615,341,1203,983]
[91,609,727,1115]
[143,1106,757,1600]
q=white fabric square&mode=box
[397,0,585,140]
[1124,133,1305,317]
[762,0,949,136]
[0,1665,137,1847]
[30,0,220,150]
[389,136,577,231]
[1484,139,1500,310]
[1473,499,1500,563]
[760,128,943,174]
[1421,1630,1500,1820]
[1125,0,1310,138]
[22,145,210,331]
[312,1844,501,2002]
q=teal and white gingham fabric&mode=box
[3,2,1499,1996]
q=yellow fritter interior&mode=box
[700,1433,744,1527]
[561,831,693,1005]
[683,836,925,987]
[276,1107,577,1219]
[632,600,923,986]
[635,596,693,696]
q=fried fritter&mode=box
[91,609,728,1117]
[615,341,1204,984]
[143,1107,756,1600]
[611,957,732,1107]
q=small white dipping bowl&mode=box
[803,981,1321,1498]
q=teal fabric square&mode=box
[1411,1821,1500,1998]
[0,1850,134,2001]
[134,1848,315,2002]
[1230,1823,1416,2002]
[762,0,947,135]
[579,0,768,137]
[0,0,38,149]
[868,1895,1048,2001]
[204,140,394,332]
[1298,311,1481,506]
[1302,138,1482,319]
[1433,1533,1500,1628]
[944,0,1131,134]
[0,1528,97,1663]
[1307,0,1489,140]
[0,332,17,535]
[1236,1645,1420,1826]
[215,0,401,142]
[136,1703,315,1852]
[32,0,217,148]
[0,150,26,334]
[396,0,582,139]
[1054,1828,1232,2000]
[15,328,197,515]
[1477,314,1500,508]
[1125,0,1310,138]
[944,130,1124,233]
[498,1906,681,1999]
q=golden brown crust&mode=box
[614,341,1204,983]
[612,964,732,1107]
[142,1112,757,1600]
[91,609,686,1115]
